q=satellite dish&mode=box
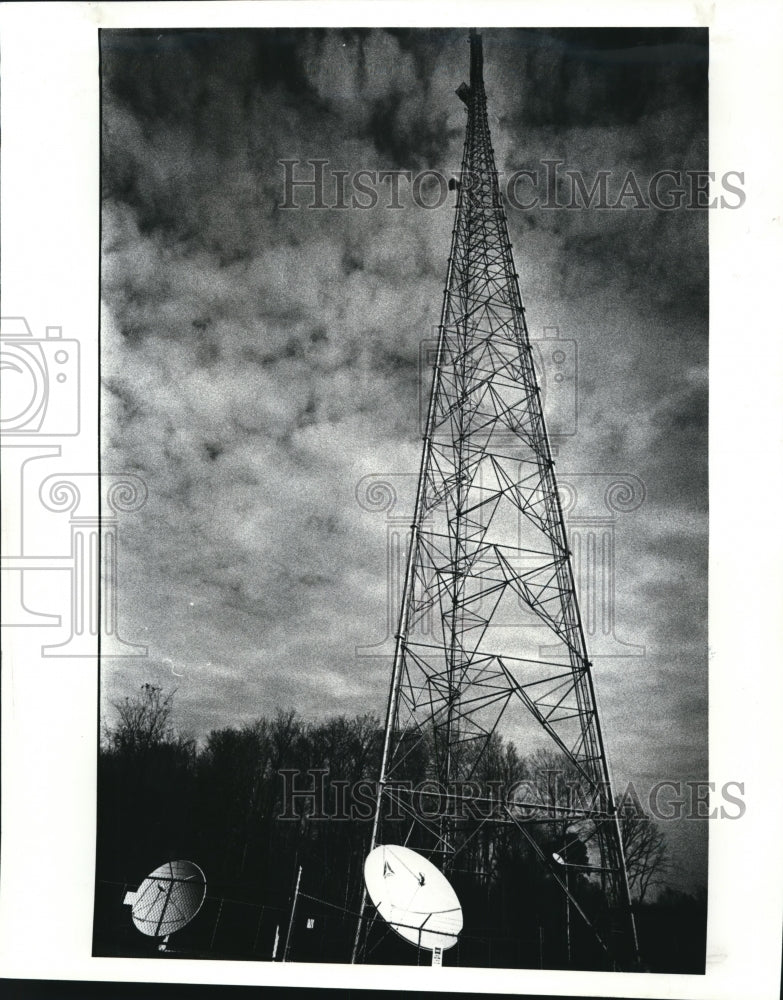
[363,845,463,952]
[123,860,206,938]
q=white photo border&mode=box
[1,2,782,998]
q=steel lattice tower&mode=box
[353,31,639,969]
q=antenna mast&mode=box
[353,30,639,970]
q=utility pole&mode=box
[283,865,302,962]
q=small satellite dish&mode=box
[123,860,206,938]
[364,845,463,952]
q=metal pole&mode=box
[283,866,302,962]
[565,863,572,966]
[209,898,224,952]
[251,907,264,954]
[154,877,175,938]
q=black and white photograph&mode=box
[95,23,711,972]
[0,3,782,998]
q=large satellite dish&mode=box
[123,860,206,938]
[364,845,463,953]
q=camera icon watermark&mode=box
[1,312,145,656]
[0,317,80,436]
[536,326,577,438]
[418,324,577,441]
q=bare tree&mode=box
[618,801,670,903]
[103,683,178,754]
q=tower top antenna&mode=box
[469,29,483,87]
[456,30,483,105]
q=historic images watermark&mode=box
[277,769,746,823]
[0,316,147,656]
[279,159,746,211]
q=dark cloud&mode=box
[488,28,708,129]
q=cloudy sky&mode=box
[100,28,708,892]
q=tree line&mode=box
[94,684,705,971]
